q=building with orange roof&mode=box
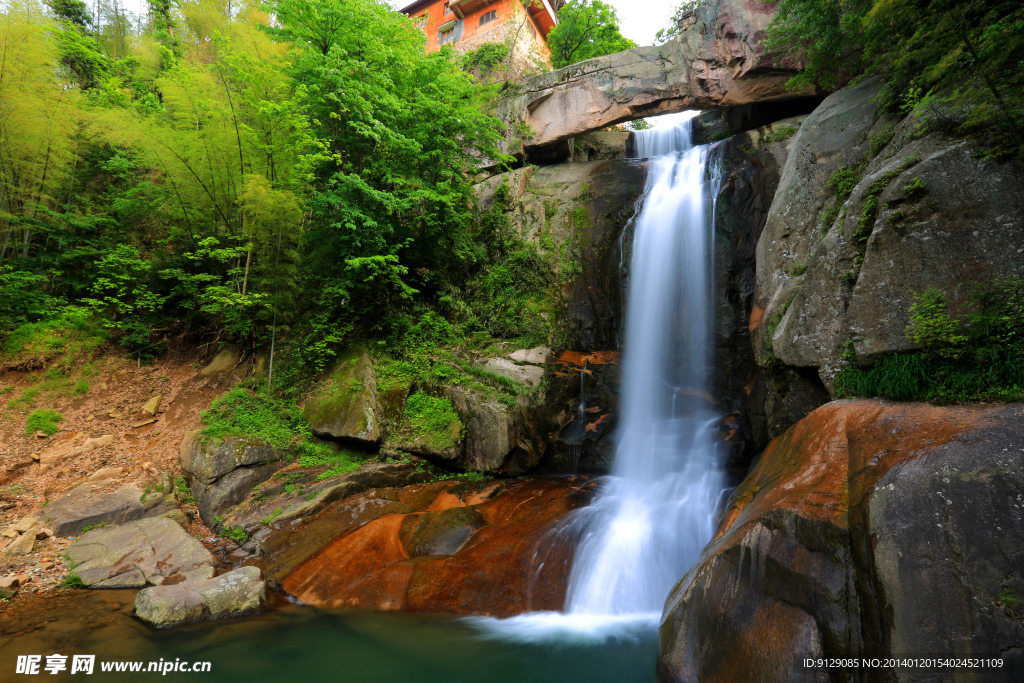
[400,0,558,75]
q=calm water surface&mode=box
[0,591,657,682]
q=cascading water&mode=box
[469,112,728,644]
[562,112,727,617]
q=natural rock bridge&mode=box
[500,0,812,155]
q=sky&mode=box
[118,0,678,49]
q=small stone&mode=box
[1,528,18,539]
[132,418,157,429]
[0,576,18,589]
[30,453,40,461]
[37,562,55,570]
[88,467,124,482]
[13,517,39,533]
[141,394,162,415]
[86,415,95,422]
[34,528,53,540]
[34,430,48,438]
[13,575,30,586]
[5,456,34,472]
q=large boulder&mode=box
[303,348,382,445]
[135,566,266,627]
[65,517,216,588]
[755,80,1024,391]
[45,483,161,537]
[658,400,1024,682]
[179,432,281,527]
[282,477,598,616]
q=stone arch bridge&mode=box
[500,0,815,155]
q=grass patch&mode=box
[298,441,368,479]
[261,507,285,525]
[762,124,798,144]
[25,408,63,435]
[1,309,109,372]
[221,525,247,544]
[61,573,86,589]
[199,385,306,450]
[837,281,1024,403]
[7,386,40,409]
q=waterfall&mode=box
[562,113,727,616]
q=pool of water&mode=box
[0,591,659,682]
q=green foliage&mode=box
[837,281,1024,403]
[261,507,285,525]
[462,42,509,75]
[902,177,928,201]
[906,289,968,358]
[827,164,863,202]
[25,408,63,435]
[999,588,1023,620]
[199,386,307,451]
[762,125,798,144]
[61,573,86,589]
[870,127,896,157]
[298,441,367,478]
[221,525,247,544]
[655,0,706,44]
[174,475,195,505]
[81,522,109,532]
[399,392,463,452]
[766,0,1024,155]
[547,0,637,69]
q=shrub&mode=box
[25,409,63,435]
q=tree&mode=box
[654,0,705,44]
[545,0,635,69]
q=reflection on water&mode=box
[0,591,657,682]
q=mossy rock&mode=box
[304,348,382,445]
[385,392,464,461]
[400,506,485,557]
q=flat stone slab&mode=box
[66,518,216,588]
[44,484,148,538]
[135,566,266,627]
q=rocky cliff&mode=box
[658,79,1024,681]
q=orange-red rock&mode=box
[659,399,1024,683]
[283,477,596,617]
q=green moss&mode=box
[398,392,463,453]
[869,126,896,157]
[25,408,63,435]
[261,507,285,525]
[200,385,306,451]
[762,125,798,144]
[827,163,864,201]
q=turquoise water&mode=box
[1,592,658,682]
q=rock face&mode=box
[135,566,266,628]
[753,79,1024,393]
[65,517,216,588]
[659,400,1024,682]
[304,348,382,444]
[281,477,597,616]
[37,433,115,473]
[179,432,282,527]
[44,483,174,537]
[475,158,643,351]
[501,0,805,153]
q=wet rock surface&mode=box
[658,400,1024,682]
[280,477,597,617]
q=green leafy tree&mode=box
[546,0,636,69]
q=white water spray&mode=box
[561,113,727,617]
